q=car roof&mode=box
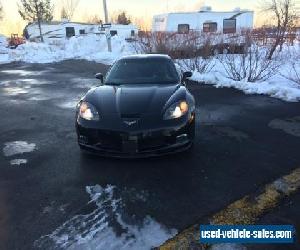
[120,54,171,60]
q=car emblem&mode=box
[124,120,138,126]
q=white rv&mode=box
[24,20,138,42]
[107,24,138,39]
[152,7,254,34]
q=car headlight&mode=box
[164,101,189,120]
[78,101,99,121]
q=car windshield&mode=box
[105,58,180,85]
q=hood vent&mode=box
[121,114,141,119]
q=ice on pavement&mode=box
[3,141,36,157]
[35,184,176,250]
[10,159,28,166]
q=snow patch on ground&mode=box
[268,116,300,137]
[211,243,247,250]
[10,159,28,166]
[3,141,36,157]
[56,100,79,109]
[35,185,176,250]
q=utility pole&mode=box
[103,0,112,52]
[103,0,109,23]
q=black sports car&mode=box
[75,54,195,158]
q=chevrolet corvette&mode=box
[75,54,195,158]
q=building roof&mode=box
[155,10,254,16]
[27,21,95,26]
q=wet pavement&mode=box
[0,60,300,250]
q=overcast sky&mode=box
[0,0,276,35]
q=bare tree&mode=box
[0,1,3,20]
[262,0,298,59]
[177,57,215,74]
[284,62,300,84]
[282,45,300,85]
[61,6,68,20]
[62,0,80,20]
[218,44,281,82]
[18,0,53,42]
[86,15,102,24]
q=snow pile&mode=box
[188,46,300,102]
[191,68,300,102]
[0,34,8,48]
[35,184,176,250]
[1,34,135,65]
[0,35,10,63]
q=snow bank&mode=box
[188,49,300,102]
[191,69,300,102]
[0,34,135,65]
[0,35,10,63]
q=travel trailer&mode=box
[24,20,138,42]
[152,6,254,34]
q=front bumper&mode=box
[76,119,195,158]
[79,140,193,158]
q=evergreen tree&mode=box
[18,0,53,42]
[117,12,131,25]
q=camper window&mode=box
[178,24,190,34]
[203,22,217,32]
[79,29,86,35]
[223,19,236,34]
[66,27,75,38]
[131,30,135,36]
[110,30,118,36]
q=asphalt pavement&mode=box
[0,60,300,250]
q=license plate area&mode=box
[122,135,138,153]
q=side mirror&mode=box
[183,71,192,79]
[95,73,104,84]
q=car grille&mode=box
[92,130,174,152]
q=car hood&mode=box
[85,83,186,117]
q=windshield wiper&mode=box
[105,82,121,86]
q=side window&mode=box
[131,30,135,36]
[110,30,118,36]
[66,27,75,38]
[203,22,217,32]
[178,24,190,34]
[223,19,236,34]
[79,29,86,35]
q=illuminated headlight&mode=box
[164,101,189,120]
[78,101,99,121]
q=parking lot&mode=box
[0,60,300,250]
